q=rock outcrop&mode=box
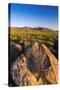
[11,55,39,86]
[10,42,58,86]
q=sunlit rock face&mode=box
[25,42,51,73]
[11,55,39,86]
[10,42,57,86]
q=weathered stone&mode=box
[10,42,58,86]
[11,55,39,86]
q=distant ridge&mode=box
[9,26,58,32]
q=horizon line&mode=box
[9,26,58,31]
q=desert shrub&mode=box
[9,29,58,58]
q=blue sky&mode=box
[9,3,58,30]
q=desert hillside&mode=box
[8,27,58,86]
[9,27,58,59]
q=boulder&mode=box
[10,42,58,86]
